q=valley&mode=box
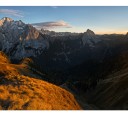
[1,17,128,110]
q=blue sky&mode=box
[0,6,128,34]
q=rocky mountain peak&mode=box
[1,17,13,22]
[0,17,49,60]
[86,29,95,35]
[0,17,26,30]
[0,17,13,26]
[82,29,100,47]
[124,32,128,39]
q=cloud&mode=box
[32,20,72,30]
[0,9,24,17]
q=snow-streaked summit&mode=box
[0,17,49,60]
[0,17,13,26]
[1,17,13,22]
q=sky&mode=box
[0,6,128,34]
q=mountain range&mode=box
[1,17,128,109]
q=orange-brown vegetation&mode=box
[0,52,81,110]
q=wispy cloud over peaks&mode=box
[0,9,24,17]
[32,20,72,30]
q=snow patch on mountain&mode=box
[0,17,49,60]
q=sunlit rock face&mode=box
[0,17,49,60]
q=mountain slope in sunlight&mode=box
[0,52,81,110]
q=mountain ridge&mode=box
[1,17,128,109]
[0,51,81,110]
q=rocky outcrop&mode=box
[0,17,49,60]
[82,29,100,47]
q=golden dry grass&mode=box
[0,52,81,110]
[0,51,10,64]
[0,75,81,110]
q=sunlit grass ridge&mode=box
[0,52,81,110]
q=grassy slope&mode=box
[0,53,81,110]
[87,66,128,110]
[62,51,128,110]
